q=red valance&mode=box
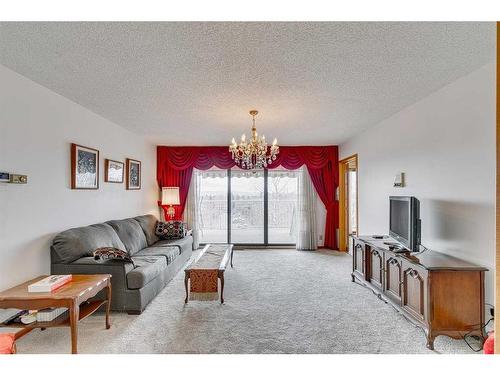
[157,146,339,249]
[159,146,335,171]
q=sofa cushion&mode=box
[133,215,159,246]
[155,221,186,240]
[127,256,167,289]
[152,236,193,254]
[106,218,148,255]
[134,246,181,265]
[52,223,126,264]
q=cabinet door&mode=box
[384,256,402,304]
[402,263,427,322]
[368,248,383,290]
[352,240,365,279]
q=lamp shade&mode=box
[161,187,180,205]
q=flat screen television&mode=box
[389,196,421,251]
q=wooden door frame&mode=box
[495,21,499,353]
[338,154,358,252]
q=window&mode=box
[230,170,265,244]
[268,170,298,244]
[197,168,299,245]
[198,169,228,244]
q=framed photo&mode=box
[126,158,141,190]
[104,159,124,183]
[71,143,99,189]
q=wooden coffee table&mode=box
[0,274,112,354]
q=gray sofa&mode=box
[50,215,193,314]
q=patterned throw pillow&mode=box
[155,221,186,239]
[93,247,134,264]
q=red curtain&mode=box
[157,146,339,249]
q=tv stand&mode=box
[351,235,487,350]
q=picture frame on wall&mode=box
[126,158,141,190]
[104,159,124,183]
[71,143,99,190]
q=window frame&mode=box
[198,168,298,247]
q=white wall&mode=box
[340,62,496,304]
[0,65,158,291]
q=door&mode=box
[197,168,299,246]
[197,169,228,244]
[339,155,358,252]
[368,247,384,290]
[384,255,403,304]
[352,239,366,279]
[267,169,299,244]
[401,261,427,322]
[230,169,265,244]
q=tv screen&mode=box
[389,196,421,251]
[390,199,409,240]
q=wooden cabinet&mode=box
[384,255,402,304]
[350,235,487,350]
[401,261,427,323]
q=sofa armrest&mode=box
[51,257,133,290]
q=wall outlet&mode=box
[490,307,495,318]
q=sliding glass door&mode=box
[197,168,299,245]
[268,170,298,244]
[198,169,228,244]
[230,170,264,244]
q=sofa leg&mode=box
[127,310,142,315]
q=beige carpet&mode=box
[14,249,479,354]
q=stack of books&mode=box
[28,275,72,293]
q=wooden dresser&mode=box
[351,235,487,350]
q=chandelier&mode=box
[229,110,279,170]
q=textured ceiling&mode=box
[0,22,496,145]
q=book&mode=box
[28,275,72,293]
[36,307,69,322]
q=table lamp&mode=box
[162,187,180,220]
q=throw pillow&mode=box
[93,247,134,265]
[155,221,186,240]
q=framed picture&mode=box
[71,143,99,189]
[104,159,124,183]
[126,158,141,190]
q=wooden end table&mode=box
[184,244,234,304]
[0,274,112,354]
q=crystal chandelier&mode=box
[229,110,279,170]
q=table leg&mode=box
[184,271,189,304]
[69,301,79,354]
[230,248,234,268]
[105,281,112,329]
[220,271,224,304]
